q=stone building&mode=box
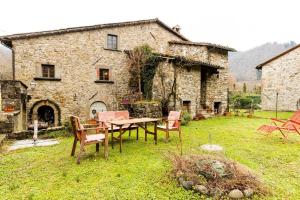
[0,80,27,133]
[256,44,300,111]
[0,18,234,127]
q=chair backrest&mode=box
[168,111,181,128]
[290,109,300,123]
[114,111,130,120]
[284,109,300,129]
[70,115,85,140]
[97,111,130,127]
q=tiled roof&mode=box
[0,18,188,41]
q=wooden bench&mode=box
[96,111,139,139]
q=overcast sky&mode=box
[0,0,299,51]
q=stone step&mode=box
[0,134,6,147]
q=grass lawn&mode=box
[1,112,300,199]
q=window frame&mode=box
[99,68,110,81]
[41,64,55,78]
[107,34,118,50]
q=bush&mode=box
[229,92,261,110]
[181,111,192,126]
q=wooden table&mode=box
[108,118,159,153]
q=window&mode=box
[42,64,55,78]
[99,69,109,81]
[107,34,118,50]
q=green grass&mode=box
[253,110,294,119]
[1,112,300,199]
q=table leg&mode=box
[145,122,147,141]
[154,121,157,145]
[111,124,114,149]
[120,125,123,153]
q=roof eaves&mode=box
[0,18,189,42]
[168,40,236,52]
[256,44,300,69]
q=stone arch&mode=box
[29,99,61,126]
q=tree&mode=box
[243,83,247,93]
[127,44,153,100]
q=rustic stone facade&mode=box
[259,45,300,111]
[0,80,27,133]
[0,19,232,126]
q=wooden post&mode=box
[154,121,157,145]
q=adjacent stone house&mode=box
[0,18,234,127]
[256,44,300,111]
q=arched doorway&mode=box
[90,101,107,119]
[29,99,61,127]
[37,106,55,125]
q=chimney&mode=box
[172,25,181,33]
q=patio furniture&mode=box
[108,118,159,153]
[97,111,139,138]
[257,109,300,140]
[70,115,108,164]
[157,111,182,142]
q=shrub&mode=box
[181,111,192,126]
[229,92,261,110]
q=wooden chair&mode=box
[157,111,182,142]
[70,115,108,164]
[257,109,300,140]
[97,111,139,139]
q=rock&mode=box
[244,188,254,197]
[178,177,184,184]
[181,181,194,190]
[194,185,208,195]
[197,159,229,179]
[228,189,244,199]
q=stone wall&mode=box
[0,111,22,134]
[152,44,229,116]
[9,21,230,123]
[0,80,27,133]
[261,46,300,111]
[131,101,162,118]
[12,23,182,123]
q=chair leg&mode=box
[71,138,77,156]
[145,123,148,142]
[136,128,139,140]
[77,142,85,164]
[104,139,108,160]
[129,129,131,138]
[165,130,169,143]
[96,143,100,152]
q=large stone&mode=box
[194,185,209,195]
[181,181,194,190]
[243,188,254,197]
[196,159,229,179]
[228,189,244,199]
